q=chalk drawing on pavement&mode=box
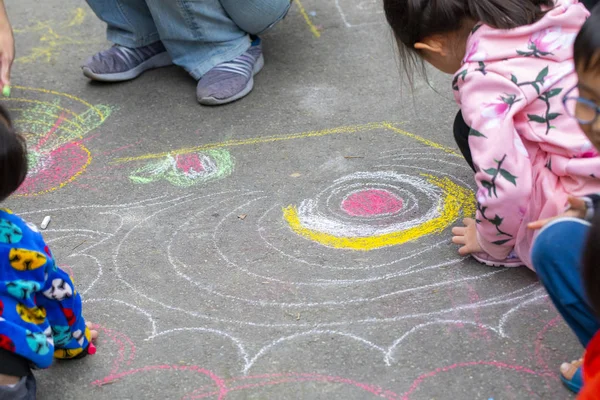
[5,86,112,196]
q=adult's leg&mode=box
[453,111,475,172]
[219,0,292,35]
[144,0,250,80]
[83,0,172,81]
[532,218,600,347]
[85,0,159,47]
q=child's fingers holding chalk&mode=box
[0,60,11,97]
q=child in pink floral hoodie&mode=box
[384,0,600,268]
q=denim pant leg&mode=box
[85,0,160,47]
[531,218,600,347]
[219,0,292,35]
[143,0,250,79]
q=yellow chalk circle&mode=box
[283,175,475,251]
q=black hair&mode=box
[583,211,600,315]
[0,104,28,202]
[574,3,600,73]
[383,0,553,83]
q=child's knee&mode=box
[531,218,588,274]
[531,220,570,271]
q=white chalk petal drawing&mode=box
[22,124,558,398]
[128,149,234,187]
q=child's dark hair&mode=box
[383,0,553,82]
[0,104,28,202]
[584,212,600,316]
[574,3,600,73]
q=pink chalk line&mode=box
[182,373,399,400]
[400,361,553,400]
[534,315,561,379]
[35,112,66,152]
[90,326,556,399]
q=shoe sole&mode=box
[471,254,524,268]
[82,52,173,82]
[198,53,265,106]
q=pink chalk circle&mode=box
[15,142,90,196]
[341,189,403,217]
[175,153,205,175]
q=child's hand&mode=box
[451,218,483,255]
[86,322,99,355]
[528,196,588,230]
[0,4,14,90]
[86,321,99,340]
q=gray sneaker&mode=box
[196,40,264,106]
[82,42,172,82]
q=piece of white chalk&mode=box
[40,216,51,230]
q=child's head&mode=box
[576,4,600,317]
[569,4,600,150]
[0,104,28,202]
[383,0,553,77]
[584,211,600,315]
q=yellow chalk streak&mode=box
[7,108,84,132]
[12,86,105,120]
[113,122,388,164]
[67,8,86,27]
[14,144,92,197]
[294,0,321,38]
[4,98,84,128]
[283,175,476,251]
[14,119,81,137]
[14,9,92,64]
[383,123,462,157]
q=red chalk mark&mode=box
[175,153,205,175]
[59,265,74,277]
[16,142,90,196]
[80,132,102,143]
[466,284,492,343]
[94,365,228,400]
[92,326,399,399]
[401,361,552,400]
[341,189,403,217]
[35,113,66,152]
[534,315,561,378]
[185,373,399,400]
[101,141,144,157]
[91,326,557,399]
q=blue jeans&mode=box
[85,0,291,79]
[532,218,600,347]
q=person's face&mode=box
[573,59,600,151]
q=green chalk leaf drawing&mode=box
[129,149,234,187]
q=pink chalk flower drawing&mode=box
[128,149,234,187]
[481,94,521,129]
[519,26,576,58]
[11,87,112,196]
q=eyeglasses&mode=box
[563,86,600,125]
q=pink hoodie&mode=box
[453,0,600,269]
